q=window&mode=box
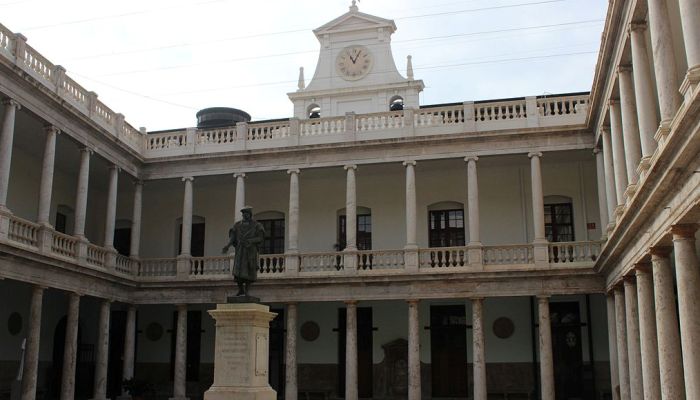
[259,218,285,254]
[55,212,67,234]
[545,202,574,242]
[390,96,404,111]
[338,214,372,250]
[308,104,321,119]
[428,209,465,247]
[177,216,205,257]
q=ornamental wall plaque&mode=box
[8,312,22,336]
[492,317,515,339]
[300,321,320,342]
[146,322,163,341]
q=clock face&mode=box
[336,45,373,81]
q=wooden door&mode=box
[430,305,468,398]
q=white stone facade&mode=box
[0,1,698,399]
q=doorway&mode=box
[269,308,285,398]
[107,310,126,399]
[337,307,373,398]
[550,301,584,399]
[430,304,468,398]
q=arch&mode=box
[389,95,404,111]
[307,104,321,119]
[427,201,463,211]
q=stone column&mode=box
[465,157,481,246]
[617,66,642,193]
[20,285,43,400]
[92,299,111,400]
[650,246,686,400]
[74,147,92,239]
[404,161,417,249]
[606,293,620,400]
[537,296,555,400]
[287,169,300,252]
[679,0,700,95]
[614,287,631,400]
[647,0,682,131]
[0,99,20,212]
[609,101,628,213]
[528,153,546,242]
[672,224,700,400]
[103,165,119,249]
[594,149,609,238]
[180,177,194,256]
[623,277,644,400]
[129,181,143,257]
[60,292,80,400]
[628,23,659,169]
[407,299,421,400]
[601,128,618,229]
[37,125,58,225]
[234,173,245,222]
[344,165,357,251]
[472,298,486,400]
[634,264,661,399]
[285,303,298,400]
[345,300,358,400]
[172,304,188,400]
[121,305,137,398]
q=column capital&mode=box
[406,299,420,305]
[617,65,633,74]
[623,275,637,285]
[344,300,358,306]
[402,160,416,167]
[109,164,121,173]
[608,98,619,107]
[43,125,60,135]
[670,223,698,238]
[344,164,357,171]
[600,125,611,135]
[132,178,144,186]
[528,151,543,159]
[464,156,479,163]
[233,172,246,179]
[593,147,602,155]
[649,245,673,258]
[629,21,648,32]
[176,303,188,311]
[182,176,194,183]
[79,146,94,155]
[2,98,21,110]
[470,296,485,302]
[634,262,652,274]
[536,294,550,301]
[287,168,300,175]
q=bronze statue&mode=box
[222,206,265,297]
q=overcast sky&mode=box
[1,0,607,131]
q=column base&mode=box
[467,242,483,267]
[205,386,275,400]
[176,255,191,278]
[532,241,549,267]
[623,183,638,202]
[403,248,419,272]
[284,252,299,276]
[653,121,671,146]
[343,250,358,274]
[680,66,700,101]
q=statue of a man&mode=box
[222,206,265,296]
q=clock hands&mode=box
[350,50,361,64]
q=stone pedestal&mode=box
[205,303,277,400]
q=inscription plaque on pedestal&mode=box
[204,303,277,400]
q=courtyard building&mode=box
[0,1,698,399]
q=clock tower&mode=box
[288,1,425,119]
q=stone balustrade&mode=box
[0,210,601,283]
[0,22,589,161]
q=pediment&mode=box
[314,9,396,36]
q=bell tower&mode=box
[288,2,424,119]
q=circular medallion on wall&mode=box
[300,321,320,342]
[492,317,515,339]
[145,322,163,341]
[8,312,22,336]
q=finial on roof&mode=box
[297,66,305,91]
[406,55,414,80]
[350,0,358,12]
